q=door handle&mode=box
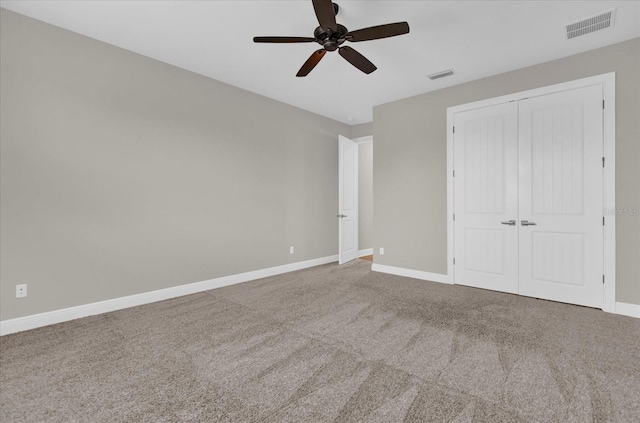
[337,214,347,218]
[501,220,516,226]
[521,220,537,226]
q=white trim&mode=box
[0,255,338,336]
[352,135,373,144]
[372,264,449,284]
[358,248,373,257]
[615,302,640,319]
[447,108,455,287]
[446,72,616,312]
[602,73,616,313]
[447,73,616,115]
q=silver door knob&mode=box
[501,220,516,225]
[337,214,347,218]
[521,220,537,226]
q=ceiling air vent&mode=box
[566,9,616,39]
[428,69,454,80]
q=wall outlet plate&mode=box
[379,247,385,255]
[16,284,27,298]
[289,246,294,254]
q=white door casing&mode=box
[518,85,604,308]
[339,135,358,264]
[453,102,520,294]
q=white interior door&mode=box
[338,135,358,264]
[453,103,519,293]
[518,86,604,308]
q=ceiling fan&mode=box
[253,0,410,77]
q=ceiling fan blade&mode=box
[338,46,377,74]
[296,49,326,77]
[347,22,410,42]
[253,36,316,43]
[312,0,337,32]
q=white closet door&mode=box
[454,102,519,294]
[518,86,604,308]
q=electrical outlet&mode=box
[379,247,385,255]
[289,246,294,254]
[16,284,27,298]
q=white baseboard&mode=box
[358,248,373,257]
[5,257,632,336]
[0,255,338,336]
[371,263,449,284]
[615,302,640,318]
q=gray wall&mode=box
[0,9,352,320]
[358,142,373,251]
[351,122,373,139]
[373,38,640,305]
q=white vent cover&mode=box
[566,9,616,39]
[428,69,454,80]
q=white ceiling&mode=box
[2,1,639,125]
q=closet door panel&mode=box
[518,85,604,308]
[453,102,519,294]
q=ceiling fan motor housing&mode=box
[314,24,348,51]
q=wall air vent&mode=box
[566,9,615,39]
[428,69,454,80]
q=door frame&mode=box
[353,135,373,259]
[446,72,616,313]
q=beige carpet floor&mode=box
[1,260,639,423]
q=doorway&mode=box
[338,135,373,264]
